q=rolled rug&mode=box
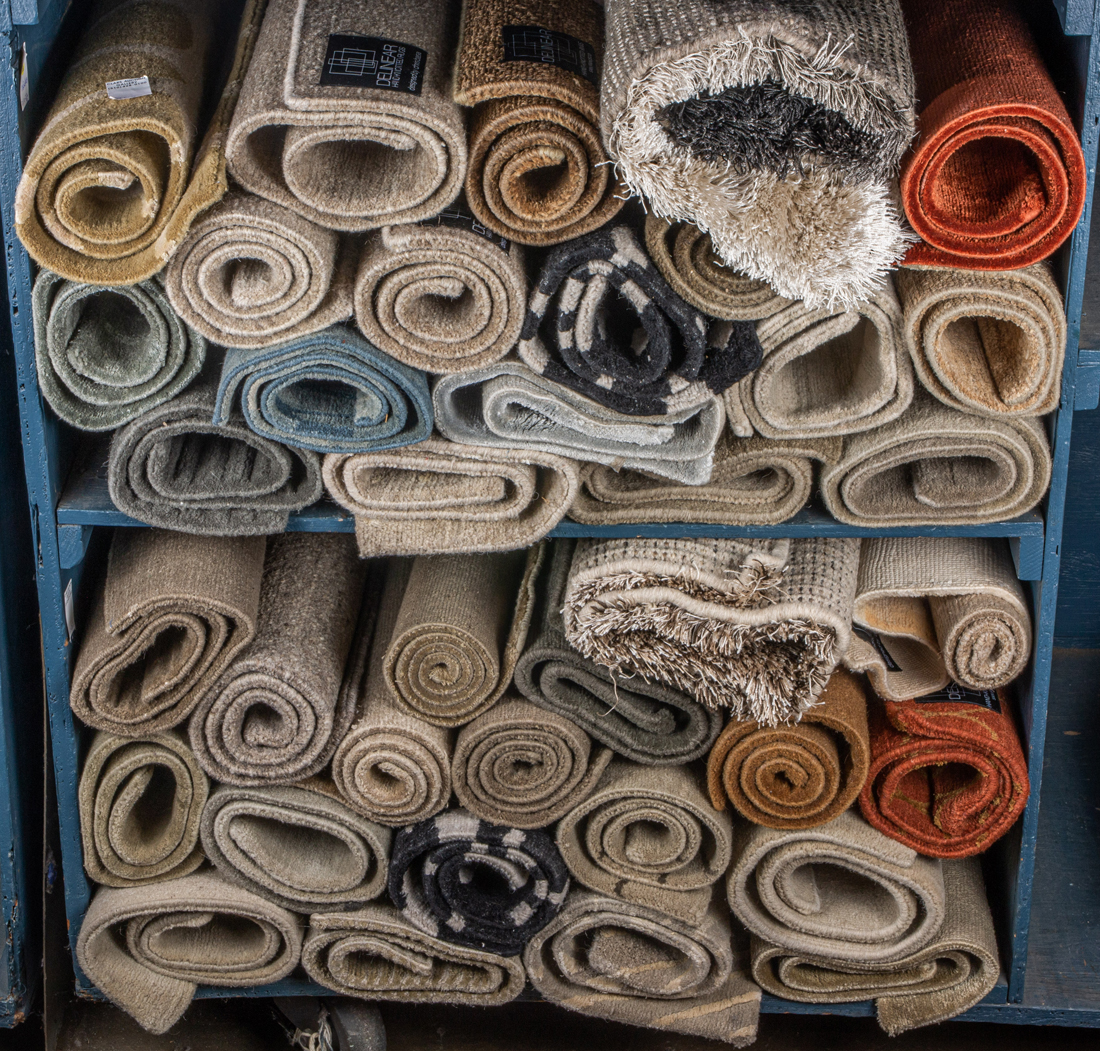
[859,686,1030,858]
[514,538,723,765]
[226,0,466,230]
[601,0,916,309]
[518,225,762,417]
[212,325,432,454]
[189,533,367,785]
[820,387,1052,527]
[76,870,302,1035]
[33,271,205,432]
[433,361,726,485]
[900,0,1086,270]
[302,901,526,1004]
[896,263,1065,418]
[387,808,570,955]
[524,888,760,1046]
[454,0,623,244]
[70,530,264,736]
[563,537,860,725]
[79,730,209,888]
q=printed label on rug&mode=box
[106,76,152,100]
[852,625,902,672]
[502,26,598,85]
[320,35,426,94]
[422,203,510,252]
[913,683,1002,712]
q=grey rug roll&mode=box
[33,271,205,432]
[189,533,367,785]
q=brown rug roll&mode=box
[71,530,264,736]
[707,669,870,830]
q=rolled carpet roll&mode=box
[33,271,205,432]
[895,263,1065,418]
[524,888,760,1046]
[322,438,578,557]
[900,0,1086,270]
[859,687,1030,858]
[189,533,367,785]
[70,530,264,736]
[820,387,1051,527]
[388,808,570,954]
[302,901,526,1004]
[226,0,466,230]
[518,225,762,416]
[563,537,860,725]
[76,870,302,1035]
[79,730,209,888]
[514,539,723,765]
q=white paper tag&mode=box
[19,46,29,111]
[63,579,75,641]
[106,76,151,100]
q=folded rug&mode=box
[845,537,1032,700]
[563,537,860,725]
[524,888,760,1046]
[556,760,732,926]
[388,808,570,955]
[859,687,1030,858]
[71,529,264,736]
[820,387,1051,527]
[433,361,725,485]
[164,192,356,349]
[33,271,205,432]
[514,539,722,765]
[189,533,367,785]
[226,0,466,230]
[213,325,432,454]
[518,225,761,417]
[896,263,1065,418]
[108,368,323,535]
[751,857,999,1035]
[454,0,623,244]
[900,0,1086,270]
[79,730,209,888]
[322,438,577,557]
[601,0,916,309]
[303,901,526,1004]
[727,808,945,965]
[76,870,302,1034]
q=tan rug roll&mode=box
[71,530,264,736]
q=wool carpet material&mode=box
[751,857,999,1035]
[859,688,1030,859]
[896,263,1065,418]
[524,888,760,1046]
[514,539,723,765]
[454,0,623,245]
[212,325,432,454]
[33,271,206,432]
[820,387,1051,527]
[900,0,1086,270]
[601,0,916,310]
[189,533,367,785]
[79,730,209,888]
[452,695,613,829]
[727,808,946,965]
[518,225,762,417]
[71,529,264,736]
[108,367,323,535]
[844,537,1032,700]
[707,668,870,831]
[226,0,466,230]
[76,870,302,1034]
[302,901,526,1004]
[322,438,577,557]
[388,808,570,955]
[563,537,860,725]
[433,361,725,485]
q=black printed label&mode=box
[913,683,1002,713]
[502,26,598,85]
[853,625,902,672]
[320,35,426,94]
[422,202,510,252]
